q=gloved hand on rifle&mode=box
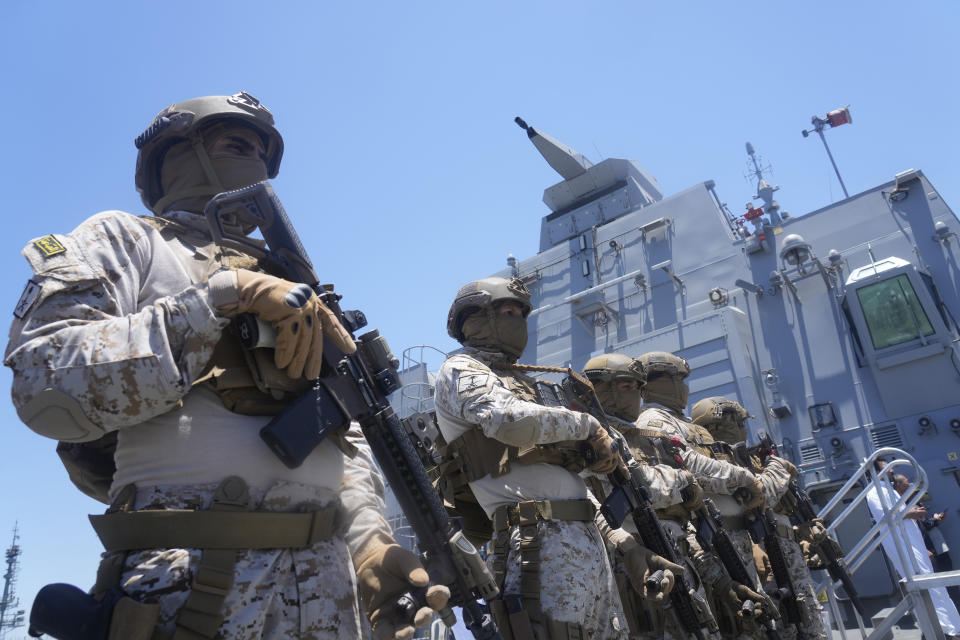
[752,543,773,586]
[795,518,842,569]
[355,533,451,640]
[680,474,705,511]
[617,537,685,603]
[735,478,766,510]
[715,576,780,622]
[209,268,355,380]
[585,424,619,475]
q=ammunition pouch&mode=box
[442,428,592,489]
[29,584,161,640]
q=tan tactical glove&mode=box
[212,269,355,380]
[586,427,619,475]
[618,538,685,603]
[798,538,824,569]
[355,534,452,640]
[730,581,779,621]
[681,475,705,511]
[795,518,828,546]
[736,478,766,510]
[752,543,772,586]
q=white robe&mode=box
[865,480,960,635]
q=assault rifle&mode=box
[203,182,502,639]
[748,435,864,617]
[749,507,809,640]
[561,374,712,640]
[732,442,807,638]
[693,499,783,640]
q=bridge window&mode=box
[855,274,935,350]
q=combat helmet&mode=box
[637,351,690,413]
[134,91,283,214]
[447,277,532,359]
[691,397,752,443]
[583,353,646,422]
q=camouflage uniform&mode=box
[434,347,628,639]
[639,404,795,640]
[624,406,767,640]
[762,511,828,640]
[5,210,393,637]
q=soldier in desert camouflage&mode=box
[635,352,794,640]
[5,92,447,639]
[691,397,827,640]
[433,276,681,640]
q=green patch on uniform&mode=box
[34,235,66,257]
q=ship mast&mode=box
[745,141,786,225]
[0,524,25,639]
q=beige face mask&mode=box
[642,375,689,413]
[597,382,642,422]
[461,311,529,359]
[157,125,269,215]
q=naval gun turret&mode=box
[515,117,664,252]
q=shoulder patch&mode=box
[33,235,66,257]
[13,279,41,318]
[647,419,663,427]
[457,373,492,395]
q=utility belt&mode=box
[488,499,595,640]
[29,476,340,640]
[491,498,595,532]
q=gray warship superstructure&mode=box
[511,116,960,631]
[391,114,960,639]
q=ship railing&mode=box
[397,345,448,417]
[813,446,960,640]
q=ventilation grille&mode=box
[800,443,824,464]
[870,424,904,449]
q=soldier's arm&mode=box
[633,463,692,508]
[4,213,226,436]
[338,422,395,556]
[759,456,797,505]
[652,417,756,494]
[681,448,756,495]
[435,355,597,446]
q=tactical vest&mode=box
[56,216,353,505]
[438,366,590,489]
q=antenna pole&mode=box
[0,524,25,639]
[816,126,849,198]
[802,107,852,199]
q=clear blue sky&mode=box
[2,1,958,636]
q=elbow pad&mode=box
[493,415,541,446]
[17,388,105,442]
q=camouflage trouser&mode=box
[616,520,720,640]
[107,482,362,640]
[698,528,771,640]
[764,536,828,640]
[494,519,628,639]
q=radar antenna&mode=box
[0,524,25,639]
[744,142,786,225]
